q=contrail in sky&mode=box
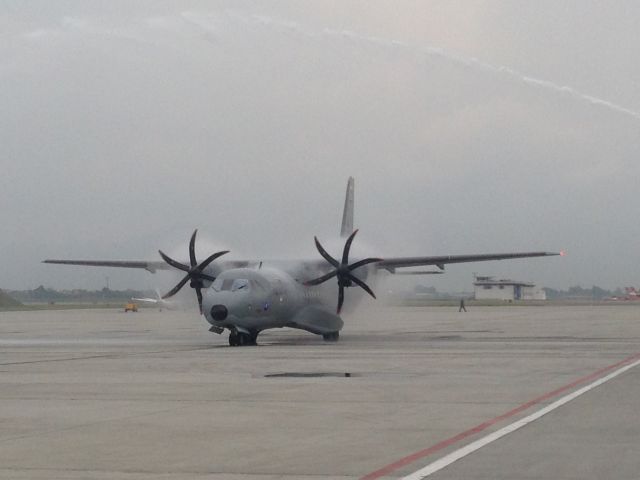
[215,12,640,123]
[20,10,639,123]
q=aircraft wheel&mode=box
[237,332,252,346]
[323,332,339,342]
[229,331,255,347]
[249,330,259,346]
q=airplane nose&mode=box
[210,304,228,321]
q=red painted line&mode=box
[360,351,640,480]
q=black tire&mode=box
[323,332,339,342]
[237,332,252,346]
[229,331,256,347]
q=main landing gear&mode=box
[228,329,258,347]
[322,331,340,342]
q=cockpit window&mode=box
[211,278,250,292]
[231,279,249,291]
[250,279,267,292]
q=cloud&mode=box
[3,4,640,291]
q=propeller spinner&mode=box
[159,230,229,314]
[305,229,382,314]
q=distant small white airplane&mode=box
[132,289,179,310]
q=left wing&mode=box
[376,251,561,273]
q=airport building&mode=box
[473,275,546,301]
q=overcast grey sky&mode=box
[2,1,640,292]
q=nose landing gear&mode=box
[228,329,259,347]
[322,331,340,342]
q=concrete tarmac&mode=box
[1,304,639,479]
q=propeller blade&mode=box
[160,230,230,311]
[162,274,190,299]
[195,250,230,272]
[304,270,338,286]
[314,237,340,268]
[341,229,359,265]
[189,229,198,267]
[158,250,190,272]
[196,287,203,314]
[310,230,379,315]
[346,272,377,299]
[348,257,383,271]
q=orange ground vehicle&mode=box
[124,302,138,312]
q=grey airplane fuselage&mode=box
[200,263,371,336]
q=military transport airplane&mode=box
[44,178,560,346]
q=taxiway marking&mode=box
[360,352,640,480]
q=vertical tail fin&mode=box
[340,177,355,238]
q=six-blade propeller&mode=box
[160,228,380,316]
[304,229,382,314]
[159,229,229,314]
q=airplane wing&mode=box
[376,251,561,273]
[42,259,253,272]
[42,259,170,273]
[43,253,560,275]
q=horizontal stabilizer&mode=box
[392,271,444,275]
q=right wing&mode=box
[42,259,252,273]
[42,259,170,273]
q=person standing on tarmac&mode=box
[459,298,467,312]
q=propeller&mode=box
[304,229,382,314]
[159,229,229,314]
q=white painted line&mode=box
[401,358,640,479]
